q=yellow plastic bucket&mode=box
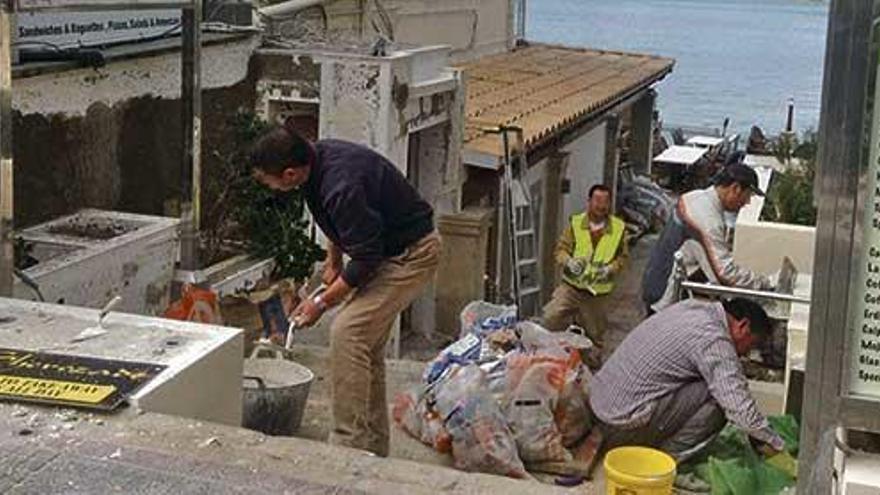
[604,447,677,495]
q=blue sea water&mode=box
[528,0,829,135]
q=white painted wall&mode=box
[842,453,880,495]
[13,37,258,116]
[390,0,514,63]
[561,122,607,221]
[315,46,460,177]
[326,0,514,64]
[733,221,816,275]
[733,165,816,275]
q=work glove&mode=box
[592,262,614,282]
[564,257,587,278]
[765,451,798,478]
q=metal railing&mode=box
[671,252,811,306]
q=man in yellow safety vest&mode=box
[542,184,628,351]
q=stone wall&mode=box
[12,38,259,228]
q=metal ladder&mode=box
[487,124,541,317]
[511,180,541,316]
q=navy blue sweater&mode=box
[304,140,434,288]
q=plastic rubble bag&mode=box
[163,284,222,324]
[504,359,573,464]
[435,364,527,478]
[392,388,452,453]
[500,345,581,464]
[421,301,520,386]
[517,321,594,355]
[555,364,593,448]
[503,345,580,394]
[459,300,517,339]
[768,415,800,455]
[481,328,520,360]
[423,332,483,384]
[479,356,510,402]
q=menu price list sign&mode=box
[0,348,166,411]
[15,11,180,51]
[851,50,880,397]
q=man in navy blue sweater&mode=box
[251,121,441,456]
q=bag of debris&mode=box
[392,388,452,453]
[503,353,574,464]
[503,342,580,394]
[517,321,593,353]
[480,356,511,403]
[435,364,528,478]
[423,332,483,384]
[459,300,517,339]
[556,364,594,448]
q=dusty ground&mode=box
[0,402,576,494]
[602,234,657,355]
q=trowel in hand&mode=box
[284,284,327,350]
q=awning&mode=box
[458,43,674,166]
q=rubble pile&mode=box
[392,302,595,478]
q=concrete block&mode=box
[733,220,816,275]
[175,254,275,299]
[0,298,243,426]
[842,452,880,495]
[14,209,179,316]
[435,208,494,337]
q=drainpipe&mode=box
[517,0,527,43]
[259,0,330,18]
[0,0,13,296]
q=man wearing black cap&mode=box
[642,163,773,314]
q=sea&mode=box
[528,0,829,136]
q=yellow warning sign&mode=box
[0,374,116,405]
[0,347,165,410]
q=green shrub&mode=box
[760,131,817,226]
[202,112,324,280]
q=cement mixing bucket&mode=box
[242,344,314,436]
[604,446,676,495]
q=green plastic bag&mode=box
[686,415,799,494]
[768,416,799,455]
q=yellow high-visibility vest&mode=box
[562,213,625,295]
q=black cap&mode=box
[725,150,746,166]
[721,162,764,197]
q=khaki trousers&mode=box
[541,282,607,348]
[329,232,441,456]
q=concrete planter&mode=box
[176,255,279,353]
[15,209,179,316]
[175,254,275,299]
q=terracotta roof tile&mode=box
[458,43,674,159]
